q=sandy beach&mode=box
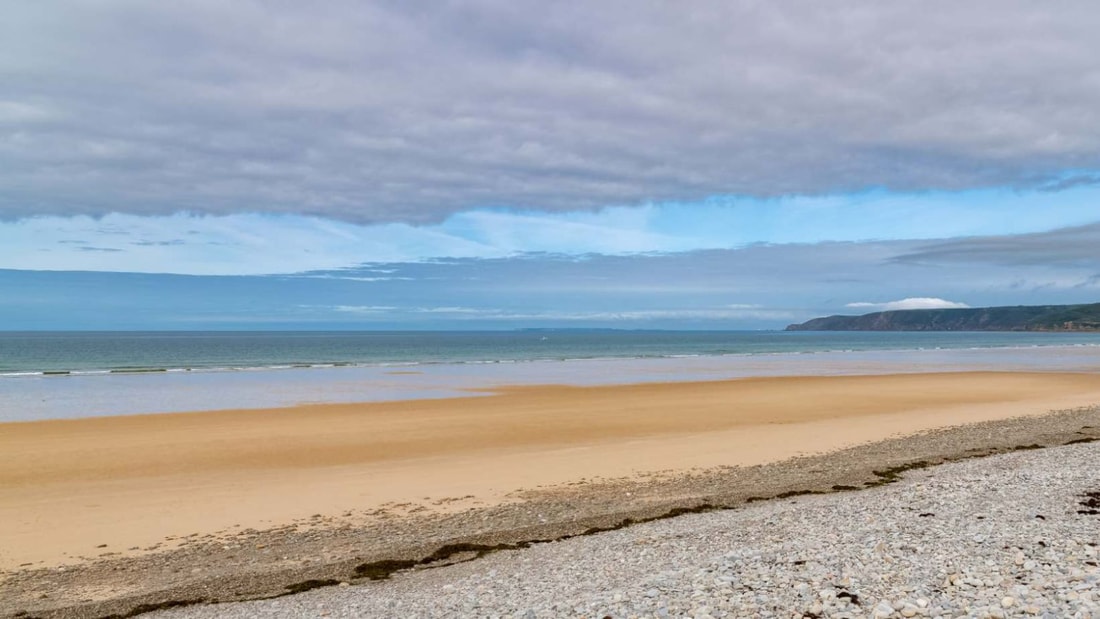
[3,371,1100,618]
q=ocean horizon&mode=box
[5,329,1100,376]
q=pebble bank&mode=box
[154,442,1100,619]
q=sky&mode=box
[2,1,1100,329]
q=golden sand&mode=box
[2,371,1099,570]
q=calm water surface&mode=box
[2,330,1098,422]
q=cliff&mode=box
[785,302,1100,332]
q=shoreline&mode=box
[3,371,1100,617]
[8,341,1100,423]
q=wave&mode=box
[3,339,1098,379]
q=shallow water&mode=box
[4,330,1100,375]
[2,331,1099,422]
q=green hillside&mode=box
[786,302,1100,331]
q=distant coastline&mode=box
[787,302,1100,332]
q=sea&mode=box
[2,330,1099,422]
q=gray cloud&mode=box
[894,223,1100,267]
[293,223,1100,325]
[5,222,1100,328]
[1038,174,1100,193]
[131,239,186,247]
[2,1,1100,223]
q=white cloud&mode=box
[846,298,971,311]
[331,305,398,313]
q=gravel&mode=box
[153,442,1100,619]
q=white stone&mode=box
[873,600,896,617]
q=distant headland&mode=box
[786,302,1100,332]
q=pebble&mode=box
[153,443,1100,619]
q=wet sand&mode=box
[3,371,1100,576]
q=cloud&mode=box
[5,222,1100,329]
[3,188,1100,275]
[846,298,971,311]
[2,2,1100,222]
[894,222,1100,267]
[1038,173,1100,193]
[131,239,186,247]
[331,305,398,313]
[330,304,794,322]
